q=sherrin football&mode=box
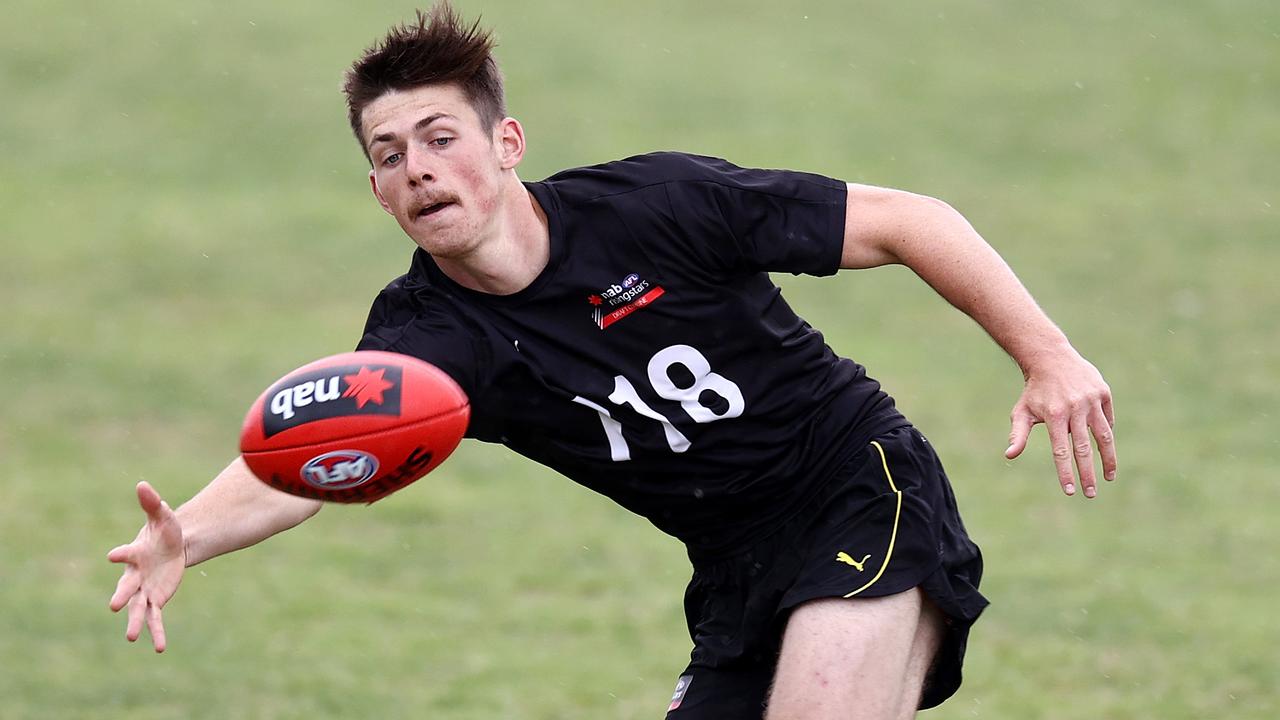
[239,351,469,503]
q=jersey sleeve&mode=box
[658,153,848,277]
[355,279,486,404]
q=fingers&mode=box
[1091,404,1118,482]
[109,569,142,612]
[1005,406,1036,460]
[125,593,146,642]
[107,543,134,564]
[1044,414,1077,496]
[147,603,168,653]
[1069,413,1098,498]
[114,482,178,651]
[1010,357,1116,497]
[1013,407,1113,498]
[123,589,169,651]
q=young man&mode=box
[108,5,1117,718]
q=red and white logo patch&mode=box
[668,674,693,712]
[588,272,665,329]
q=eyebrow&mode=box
[368,113,457,147]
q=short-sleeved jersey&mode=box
[357,152,908,557]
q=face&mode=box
[363,84,523,258]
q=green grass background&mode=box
[3,0,1277,717]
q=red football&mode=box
[239,350,469,503]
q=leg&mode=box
[765,588,945,720]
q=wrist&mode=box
[174,504,201,567]
[1013,335,1077,379]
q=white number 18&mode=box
[571,344,745,462]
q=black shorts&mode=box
[664,426,988,718]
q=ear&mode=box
[369,170,395,217]
[494,117,526,171]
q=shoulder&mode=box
[357,266,477,359]
[356,272,488,400]
[360,273,422,344]
[360,273,463,345]
[536,152,755,202]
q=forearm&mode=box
[840,184,1116,494]
[177,457,323,566]
[842,186,1075,375]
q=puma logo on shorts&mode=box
[835,551,872,572]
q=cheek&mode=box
[373,173,402,210]
[460,165,501,214]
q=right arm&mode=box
[107,458,322,651]
[178,457,322,565]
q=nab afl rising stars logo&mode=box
[588,272,665,329]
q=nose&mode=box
[404,145,434,186]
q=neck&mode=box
[435,177,550,295]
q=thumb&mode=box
[136,481,165,520]
[1006,406,1036,460]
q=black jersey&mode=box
[357,152,908,557]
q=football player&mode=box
[108,4,1116,718]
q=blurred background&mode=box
[2,1,1277,717]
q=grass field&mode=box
[3,1,1278,718]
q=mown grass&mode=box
[3,1,1277,718]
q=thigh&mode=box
[777,429,988,710]
[766,588,944,720]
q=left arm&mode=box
[840,183,1116,497]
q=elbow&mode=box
[887,191,973,255]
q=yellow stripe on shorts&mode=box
[843,440,902,598]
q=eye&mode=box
[429,137,454,147]
[382,152,403,167]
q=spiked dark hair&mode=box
[343,2,506,163]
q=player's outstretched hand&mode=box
[107,481,186,652]
[1005,350,1117,498]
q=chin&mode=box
[409,229,476,259]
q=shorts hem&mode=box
[777,559,943,612]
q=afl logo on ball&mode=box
[300,450,379,489]
[262,364,403,437]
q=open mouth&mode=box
[416,202,452,219]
